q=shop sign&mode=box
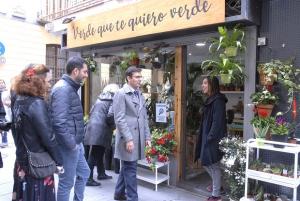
[67,0,225,48]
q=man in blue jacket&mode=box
[50,56,90,201]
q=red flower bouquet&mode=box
[145,129,177,170]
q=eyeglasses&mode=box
[132,76,143,79]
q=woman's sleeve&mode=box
[207,99,226,142]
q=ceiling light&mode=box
[196,42,206,47]
[188,53,192,56]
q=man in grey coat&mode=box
[113,66,151,201]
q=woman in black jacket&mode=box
[11,64,63,201]
[84,84,119,186]
[195,76,227,201]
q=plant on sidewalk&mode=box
[219,136,246,201]
[144,129,177,170]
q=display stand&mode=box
[137,159,170,191]
[244,138,300,201]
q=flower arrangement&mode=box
[270,115,290,136]
[250,87,278,105]
[251,109,274,138]
[219,136,246,200]
[145,129,177,170]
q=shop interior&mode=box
[82,32,245,193]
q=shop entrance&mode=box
[180,36,245,195]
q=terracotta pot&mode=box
[256,104,274,117]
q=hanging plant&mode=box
[85,56,97,72]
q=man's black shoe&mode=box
[114,194,127,200]
[97,174,113,180]
[86,179,101,186]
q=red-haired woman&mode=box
[11,64,63,201]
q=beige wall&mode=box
[0,17,60,87]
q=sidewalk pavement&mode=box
[0,133,206,201]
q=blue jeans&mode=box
[115,160,138,201]
[57,143,90,201]
[204,162,222,197]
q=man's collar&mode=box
[123,84,138,93]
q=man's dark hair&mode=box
[125,66,142,82]
[206,76,220,96]
[66,56,87,75]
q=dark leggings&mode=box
[84,145,106,179]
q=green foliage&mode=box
[251,116,274,138]
[202,53,245,82]
[84,56,97,72]
[219,136,246,200]
[209,25,245,56]
[270,115,291,135]
[250,88,278,105]
[120,50,139,71]
[202,25,246,83]
[258,59,300,103]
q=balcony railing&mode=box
[38,0,252,25]
[38,0,111,23]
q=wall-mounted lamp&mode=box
[62,16,75,24]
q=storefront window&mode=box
[86,46,175,131]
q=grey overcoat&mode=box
[113,84,151,161]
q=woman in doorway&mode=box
[195,76,227,201]
[11,64,63,201]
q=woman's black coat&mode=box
[195,93,227,166]
[84,92,115,148]
[12,96,63,167]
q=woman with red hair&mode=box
[11,64,63,201]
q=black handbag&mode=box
[21,137,56,179]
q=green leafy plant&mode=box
[202,25,246,84]
[251,111,274,138]
[85,56,97,72]
[145,129,177,170]
[202,54,245,83]
[219,136,246,200]
[120,50,139,72]
[258,59,300,103]
[270,114,291,135]
[209,25,245,57]
[250,88,278,105]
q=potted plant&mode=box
[250,111,274,142]
[201,53,245,84]
[144,129,177,170]
[219,136,246,201]
[84,56,97,72]
[209,25,245,57]
[270,114,290,148]
[257,63,277,86]
[120,50,140,71]
[250,87,278,117]
[258,59,300,103]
